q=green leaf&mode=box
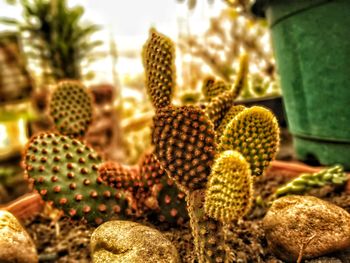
[72,24,100,42]
[0,17,19,25]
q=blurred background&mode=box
[0,0,281,204]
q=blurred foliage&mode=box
[178,8,278,98]
[123,126,152,165]
[176,0,252,14]
[179,90,201,105]
[0,0,103,81]
[113,96,153,164]
[0,100,37,122]
[0,165,28,203]
[0,107,37,122]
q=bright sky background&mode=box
[0,0,225,86]
[0,0,224,49]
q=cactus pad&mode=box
[216,104,246,141]
[218,106,279,176]
[155,177,188,224]
[202,79,230,102]
[49,81,93,137]
[152,105,216,192]
[98,161,140,192]
[142,28,175,109]
[98,152,188,223]
[205,54,249,128]
[23,133,129,224]
[205,150,253,222]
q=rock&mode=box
[0,210,38,263]
[263,195,350,262]
[91,220,180,263]
[305,257,342,263]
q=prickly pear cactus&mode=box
[23,132,189,225]
[218,106,279,177]
[143,30,280,263]
[49,80,93,137]
[23,133,129,224]
[142,28,176,109]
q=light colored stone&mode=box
[305,257,342,263]
[0,210,38,263]
[263,195,350,262]
[91,220,180,263]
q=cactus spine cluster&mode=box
[143,30,279,262]
[275,165,348,198]
[49,80,93,137]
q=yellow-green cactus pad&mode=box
[205,150,253,222]
[216,104,246,141]
[142,28,175,109]
[218,106,279,176]
[49,80,93,137]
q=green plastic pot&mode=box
[252,0,350,169]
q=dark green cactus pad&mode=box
[152,105,216,192]
[218,106,280,177]
[142,28,175,109]
[138,153,188,224]
[155,177,188,224]
[23,133,129,224]
[49,80,93,137]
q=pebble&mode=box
[0,210,38,263]
[263,195,350,262]
[91,220,180,263]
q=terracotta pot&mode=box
[0,192,43,221]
